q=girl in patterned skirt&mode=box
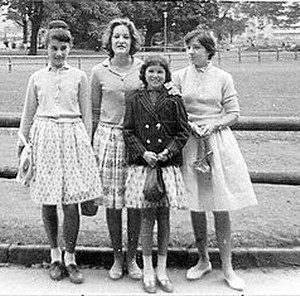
[17,20,101,284]
[123,55,190,294]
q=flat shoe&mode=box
[66,264,84,284]
[127,261,142,280]
[49,261,66,281]
[186,261,212,280]
[157,278,173,293]
[109,264,123,280]
[142,278,157,294]
[224,275,246,291]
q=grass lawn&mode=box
[0,52,299,249]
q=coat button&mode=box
[158,138,162,143]
[146,139,151,144]
[145,124,149,129]
[156,123,161,130]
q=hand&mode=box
[157,149,169,162]
[164,82,180,96]
[197,122,218,138]
[143,151,158,168]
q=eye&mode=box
[61,46,67,51]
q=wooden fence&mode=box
[0,113,300,185]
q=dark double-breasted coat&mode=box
[123,87,190,167]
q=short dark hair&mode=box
[139,55,171,87]
[102,18,141,58]
[45,20,73,47]
[184,29,216,60]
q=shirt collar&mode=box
[193,61,212,73]
[47,62,70,72]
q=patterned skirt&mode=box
[125,165,188,209]
[182,127,258,212]
[93,123,127,209]
[29,117,102,205]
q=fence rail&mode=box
[1,113,300,185]
[0,50,299,73]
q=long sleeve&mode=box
[123,94,147,162]
[78,71,92,138]
[90,70,102,138]
[165,96,190,157]
[19,74,38,145]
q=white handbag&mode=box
[16,131,33,187]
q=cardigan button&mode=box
[146,139,151,144]
[156,123,161,130]
[157,138,162,143]
[145,124,149,129]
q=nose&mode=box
[187,47,194,54]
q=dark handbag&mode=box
[80,199,98,216]
[143,165,166,202]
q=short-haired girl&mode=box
[17,20,101,284]
[123,55,190,293]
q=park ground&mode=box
[0,53,299,250]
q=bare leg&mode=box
[186,211,212,280]
[127,208,142,279]
[106,208,123,279]
[214,211,245,290]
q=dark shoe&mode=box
[49,261,66,281]
[66,264,84,284]
[142,277,157,294]
[157,278,174,293]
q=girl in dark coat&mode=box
[123,55,190,293]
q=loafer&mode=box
[66,264,84,284]
[142,277,157,294]
[108,263,123,280]
[127,261,142,280]
[224,274,246,291]
[157,278,174,293]
[49,261,66,281]
[186,261,212,280]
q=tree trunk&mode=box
[29,24,39,55]
[23,19,28,44]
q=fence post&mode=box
[258,50,261,62]
[8,57,12,73]
[276,49,279,61]
[238,48,241,63]
[78,57,81,69]
[217,51,221,64]
[294,51,298,61]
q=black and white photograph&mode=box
[0,0,299,295]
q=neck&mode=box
[111,54,132,68]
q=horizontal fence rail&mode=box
[1,113,300,185]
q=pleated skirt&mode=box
[93,123,127,209]
[29,117,101,205]
[124,165,188,209]
[182,127,258,211]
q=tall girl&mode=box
[17,20,101,284]
[123,55,190,293]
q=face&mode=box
[111,25,132,56]
[47,38,70,69]
[145,64,166,90]
[186,38,209,68]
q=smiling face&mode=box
[145,64,166,90]
[47,38,70,69]
[186,38,209,68]
[111,24,132,56]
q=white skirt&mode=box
[29,117,101,205]
[125,165,188,209]
[182,127,257,211]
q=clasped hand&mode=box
[143,150,168,167]
[191,122,218,138]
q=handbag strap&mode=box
[18,131,30,148]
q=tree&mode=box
[46,0,120,49]
[114,0,218,48]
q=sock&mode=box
[143,255,154,280]
[64,251,76,266]
[156,254,168,280]
[50,248,62,264]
